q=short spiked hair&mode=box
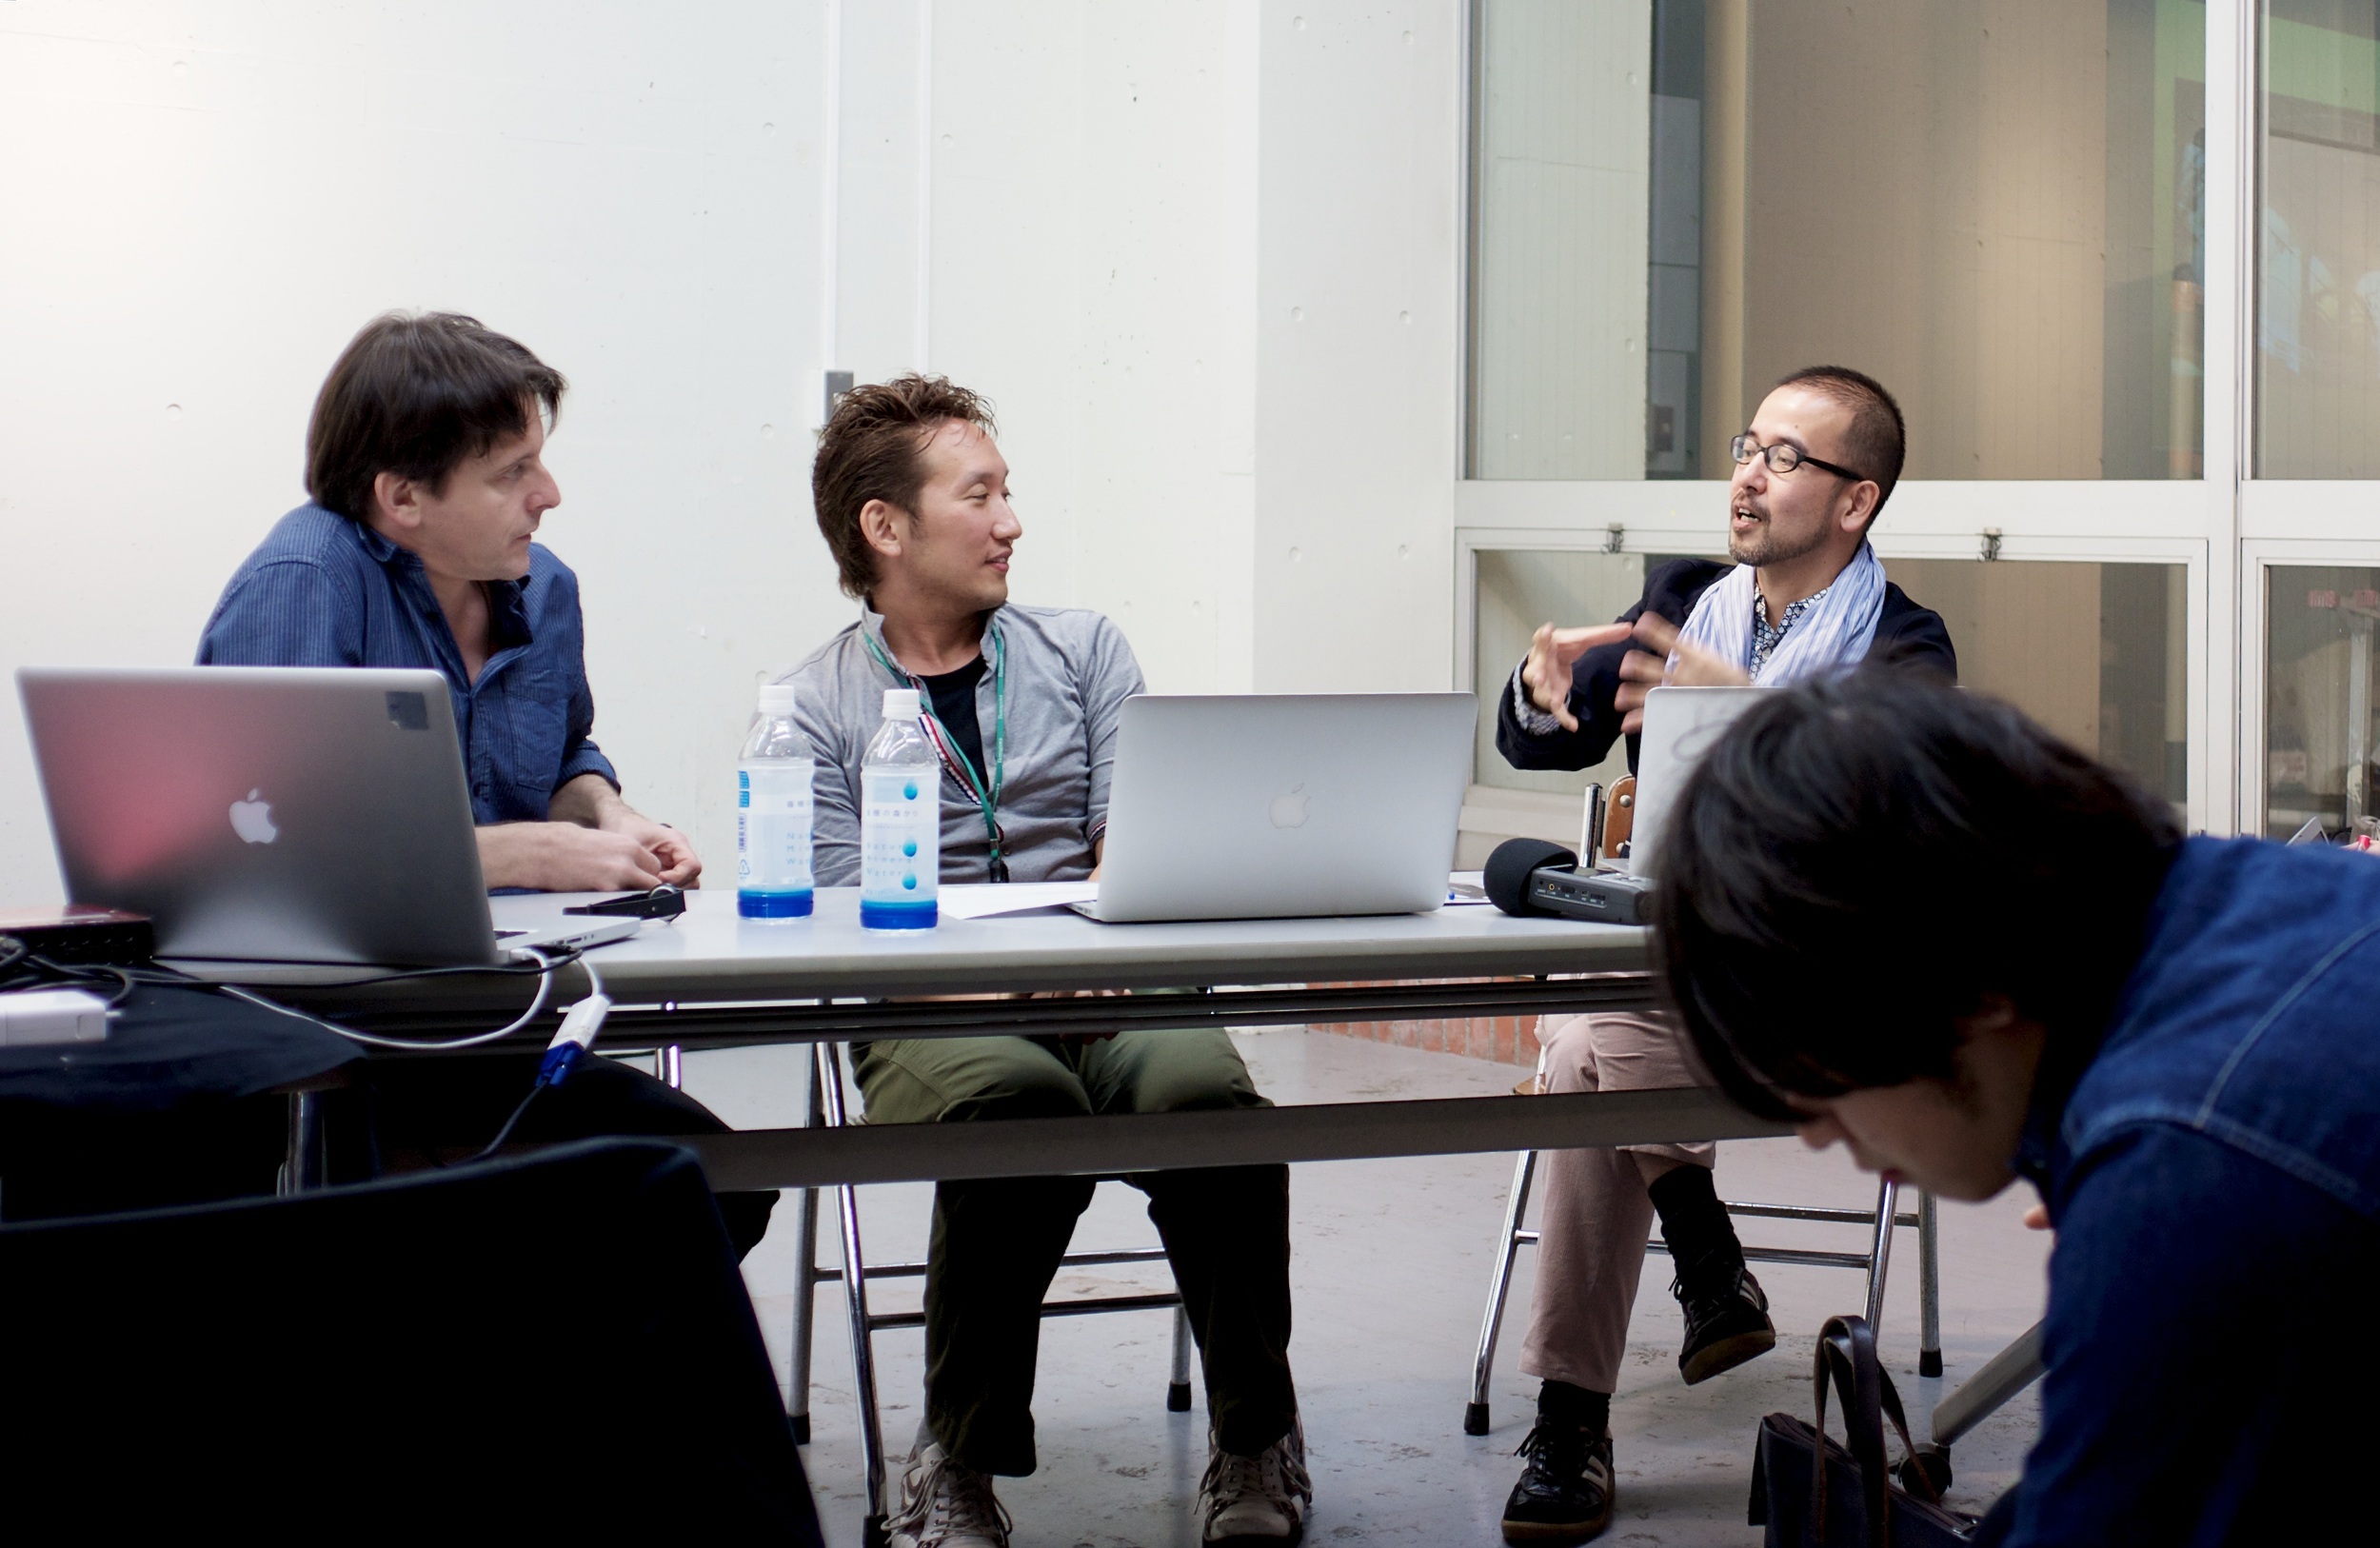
[1773,365,1906,523]
[811,374,999,599]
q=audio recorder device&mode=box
[1481,837,1656,925]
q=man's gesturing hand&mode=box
[1612,615,1751,733]
[1520,621,1634,732]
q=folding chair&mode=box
[1463,1144,1941,1433]
[1457,775,1944,1433]
[784,1041,1197,1544]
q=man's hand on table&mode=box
[552,771,702,885]
[479,772,704,891]
[1520,622,1634,732]
[477,822,673,891]
[1612,615,1750,733]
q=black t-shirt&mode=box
[917,655,989,784]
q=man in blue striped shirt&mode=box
[195,313,770,1255]
[199,311,697,893]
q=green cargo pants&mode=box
[852,1028,1297,1477]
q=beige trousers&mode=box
[1517,1010,1716,1393]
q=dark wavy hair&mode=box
[306,312,565,522]
[812,374,999,599]
[1651,671,2180,1121]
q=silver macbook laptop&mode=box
[1628,685,1766,880]
[17,666,635,966]
[1080,692,1476,923]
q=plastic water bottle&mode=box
[737,684,815,920]
[860,687,940,930]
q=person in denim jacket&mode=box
[1654,669,2373,1545]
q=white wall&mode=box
[0,1,1464,903]
[1256,4,1463,692]
[1471,0,1652,480]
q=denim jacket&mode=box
[1987,837,2380,1545]
[195,504,617,824]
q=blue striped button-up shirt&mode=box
[196,504,618,824]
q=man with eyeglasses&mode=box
[1489,365,1954,1545]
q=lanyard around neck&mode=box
[861,616,1010,882]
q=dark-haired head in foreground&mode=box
[1653,672,2380,1541]
[1655,671,2183,1200]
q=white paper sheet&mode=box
[936,882,1101,920]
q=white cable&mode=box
[220,947,563,1051]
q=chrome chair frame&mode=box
[1462,1146,1941,1434]
[782,1041,1196,1546]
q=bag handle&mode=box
[1808,1315,1949,1546]
[1810,1315,1953,1547]
[1809,1316,1891,1547]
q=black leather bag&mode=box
[1749,1315,1973,1547]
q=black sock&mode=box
[1647,1163,1743,1285]
[1537,1379,1610,1437]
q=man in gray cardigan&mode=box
[783,376,1307,1548]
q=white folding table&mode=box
[188,886,1793,1187]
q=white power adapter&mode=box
[0,987,112,1047]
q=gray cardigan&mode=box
[781,604,1145,886]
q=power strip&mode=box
[0,987,112,1047]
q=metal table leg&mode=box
[279,1090,327,1195]
[1932,1320,2046,1449]
[788,1048,824,1442]
[1465,1148,1538,1435]
[820,1042,891,1544]
[1168,1305,1195,1412]
[1862,1178,1899,1333]
[1918,1190,1943,1377]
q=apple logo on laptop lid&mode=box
[1268,784,1310,830]
[229,789,279,845]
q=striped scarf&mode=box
[1673,542,1888,685]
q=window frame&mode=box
[1455,0,2259,835]
[2237,536,2380,842]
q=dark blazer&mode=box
[1494,556,1957,774]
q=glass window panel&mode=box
[1469,0,2206,482]
[2256,3,2380,476]
[1891,561,2190,803]
[1473,552,2189,805]
[2264,566,2380,836]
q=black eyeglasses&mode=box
[1731,434,1865,483]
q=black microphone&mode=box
[1483,838,1577,916]
[1482,836,1657,924]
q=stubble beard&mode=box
[1727,508,1831,569]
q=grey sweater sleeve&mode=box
[1080,614,1147,845]
[793,675,864,889]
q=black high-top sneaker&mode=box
[1499,1420,1614,1545]
[1674,1260,1776,1385]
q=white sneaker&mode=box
[1198,1416,1314,1543]
[886,1439,1013,1548]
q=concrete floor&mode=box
[676,1029,2050,1548]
